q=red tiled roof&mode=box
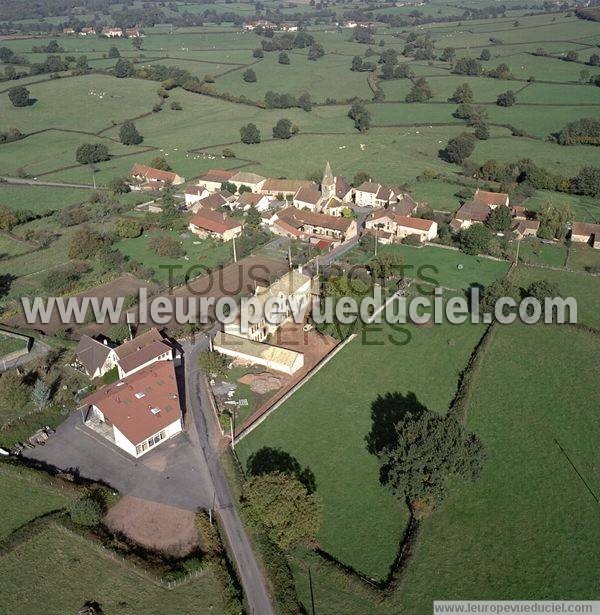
[262,178,316,194]
[131,164,179,183]
[190,209,243,234]
[114,328,172,374]
[278,206,352,233]
[356,181,381,195]
[472,189,508,207]
[82,361,181,445]
[455,201,490,223]
[294,186,323,205]
[369,210,434,231]
[199,169,235,183]
[572,221,600,236]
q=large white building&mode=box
[81,361,183,458]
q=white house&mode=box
[113,328,174,379]
[184,186,209,208]
[81,361,183,458]
[235,191,272,212]
[196,169,236,192]
[224,268,312,342]
[293,185,323,212]
[366,210,437,243]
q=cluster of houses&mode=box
[62,26,142,37]
[448,188,599,248]
[74,328,183,458]
[129,161,437,248]
[243,19,298,31]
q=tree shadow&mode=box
[246,446,316,493]
[365,392,428,486]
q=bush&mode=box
[68,497,103,527]
[115,218,143,238]
[150,235,185,257]
[243,68,256,82]
[496,90,516,107]
[403,234,422,246]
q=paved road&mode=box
[183,336,275,615]
[0,176,98,189]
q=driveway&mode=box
[23,411,213,511]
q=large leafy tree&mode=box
[486,204,512,231]
[441,132,475,164]
[460,223,493,255]
[240,123,261,144]
[119,120,143,145]
[242,472,322,550]
[8,86,30,107]
[538,202,571,239]
[368,394,485,517]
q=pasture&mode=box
[0,525,225,614]
[236,319,486,579]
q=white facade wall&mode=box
[354,190,376,208]
[113,418,183,458]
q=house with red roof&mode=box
[189,209,244,241]
[80,361,183,457]
[130,164,184,191]
[365,210,437,243]
[114,328,175,379]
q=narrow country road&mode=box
[0,176,98,189]
[182,335,275,615]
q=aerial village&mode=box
[47,155,596,462]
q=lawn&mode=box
[408,178,464,213]
[236,319,486,579]
[117,229,233,283]
[0,463,74,540]
[0,74,161,134]
[513,264,600,329]
[284,322,600,614]
[0,525,225,614]
[0,332,27,357]
[396,322,600,611]
[524,190,600,223]
[566,242,600,272]
[348,244,509,291]
[0,184,92,213]
[0,234,30,258]
[213,52,373,103]
[517,238,568,268]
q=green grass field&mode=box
[237,319,486,579]
[0,332,27,357]
[117,229,232,282]
[0,525,225,614]
[513,264,600,329]
[0,463,74,539]
[0,184,92,213]
[517,238,567,268]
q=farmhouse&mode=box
[512,219,540,239]
[293,185,323,212]
[365,210,437,243]
[189,190,235,213]
[229,171,266,193]
[224,268,312,342]
[235,192,272,212]
[80,27,95,35]
[390,194,418,217]
[571,221,600,248]
[189,209,243,241]
[63,27,75,35]
[273,207,357,245]
[125,28,142,38]
[213,331,304,375]
[196,168,235,192]
[102,27,123,37]
[184,186,209,208]
[321,196,347,217]
[354,182,395,208]
[450,189,510,231]
[80,361,183,458]
[74,335,118,379]
[261,178,317,198]
[130,164,184,190]
[114,328,175,379]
